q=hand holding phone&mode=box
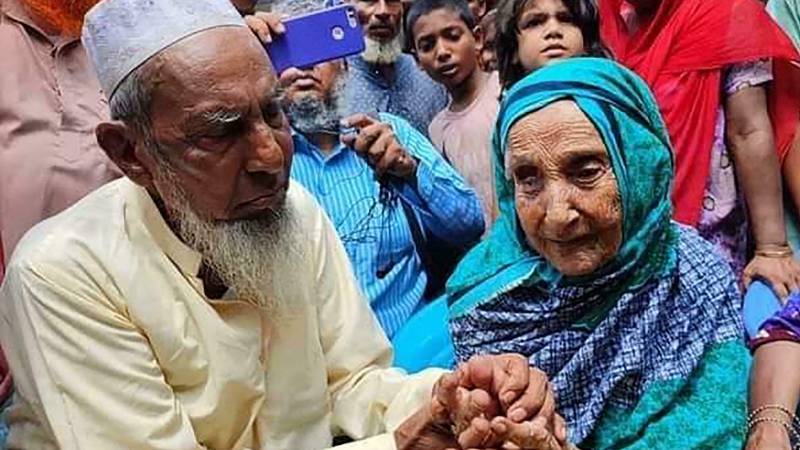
[264,5,365,73]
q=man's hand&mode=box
[243,12,286,44]
[340,114,418,180]
[394,354,568,450]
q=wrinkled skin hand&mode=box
[340,114,418,180]
[743,255,800,301]
[395,354,568,450]
[243,11,286,44]
[745,421,792,450]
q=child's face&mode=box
[515,0,584,72]
[467,0,487,20]
[476,17,497,72]
[413,8,479,90]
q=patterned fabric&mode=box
[750,291,800,349]
[344,54,449,136]
[446,58,749,448]
[291,113,483,338]
[452,227,746,444]
[447,58,676,331]
[698,60,774,277]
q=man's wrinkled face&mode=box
[278,60,347,134]
[22,0,100,37]
[142,27,294,223]
[508,101,622,276]
[278,60,345,104]
[352,0,404,43]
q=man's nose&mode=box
[244,125,286,175]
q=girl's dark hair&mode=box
[495,0,610,89]
[406,0,476,52]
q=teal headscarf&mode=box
[447,58,678,329]
[769,0,800,48]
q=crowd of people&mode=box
[2,0,800,448]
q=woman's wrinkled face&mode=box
[508,100,622,276]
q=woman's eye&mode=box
[572,164,605,184]
[515,170,542,193]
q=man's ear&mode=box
[96,121,154,188]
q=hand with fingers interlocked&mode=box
[394,354,570,450]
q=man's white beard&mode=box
[361,35,403,65]
[153,163,305,314]
[283,72,347,135]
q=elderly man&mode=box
[342,0,449,135]
[266,2,483,344]
[0,0,562,449]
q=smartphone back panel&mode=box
[266,5,365,73]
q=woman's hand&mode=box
[743,255,800,301]
[745,421,792,450]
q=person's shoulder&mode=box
[6,179,130,288]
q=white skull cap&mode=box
[82,0,247,99]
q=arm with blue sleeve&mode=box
[379,113,485,246]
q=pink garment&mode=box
[0,0,121,262]
[428,72,501,231]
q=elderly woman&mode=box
[447,58,749,449]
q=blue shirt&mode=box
[290,113,484,337]
[345,55,449,137]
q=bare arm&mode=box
[746,341,800,450]
[727,85,800,298]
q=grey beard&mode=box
[361,35,403,65]
[284,94,342,135]
[151,159,304,314]
[283,76,347,135]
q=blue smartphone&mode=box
[266,4,365,73]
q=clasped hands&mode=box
[395,354,568,450]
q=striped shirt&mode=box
[291,113,484,337]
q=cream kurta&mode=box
[0,178,442,450]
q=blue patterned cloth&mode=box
[291,113,483,338]
[452,226,744,443]
[344,55,449,137]
[447,59,748,448]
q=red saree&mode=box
[600,0,800,226]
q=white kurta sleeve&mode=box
[308,197,445,447]
[0,257,204,450]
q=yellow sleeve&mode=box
[307,195,445,440]
[0,257,204,450]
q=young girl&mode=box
[495,0,608,89]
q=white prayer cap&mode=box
[264,0,328,15]
[82,0,247,100]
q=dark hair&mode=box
[495,0,610,89]
[405,0,476,52]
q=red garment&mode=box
[600,0,800,226]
